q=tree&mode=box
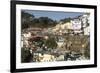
[21,48,32,63]
[60,17,71,24]
[44,37,57,50]
[21,11,58,29]
[31,17,57,28]
[21,11,35,29]
[38,17,56,28]
[84,43,90,59]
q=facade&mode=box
[21,32,32,48]
[84,26,90,35]
[80,14,90,28]
[71,18,82,34]
[33,53,55,62]
[71,19,82,30]
[51,14,90,35]
[71,14,90,34]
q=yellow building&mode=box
[34,53,55,62]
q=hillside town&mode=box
[21,13,90,63]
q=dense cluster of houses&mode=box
[52,13,90,35]
[21,13,90,62]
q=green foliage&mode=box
[21,11,34,29]
[84,44,90,59]
[22,22,29,29]
[21,48,32,63]
[34,38,44,48]
[21,11,34,21]
[60,17,71,24]
[31,37,57,50]
[44,37,57,49]
[21,11,57,29]
[31,17,57,28]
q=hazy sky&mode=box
[22,10,84,21]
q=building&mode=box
[84,26,90,35]
[33,53,55,62]
[71,18,82,34]
[80,14,90,28]
[65,35,89,56]
[21,32,32,48]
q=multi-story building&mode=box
[71,13,90,34]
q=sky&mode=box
[22,10,85,21]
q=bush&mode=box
[21,48,32,63]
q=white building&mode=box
[84,26,90,35]
[71,19,82,34]
[71,13,90,34]
[80,14,90,28]
[21,32,32,48]
[71,19,81,30]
